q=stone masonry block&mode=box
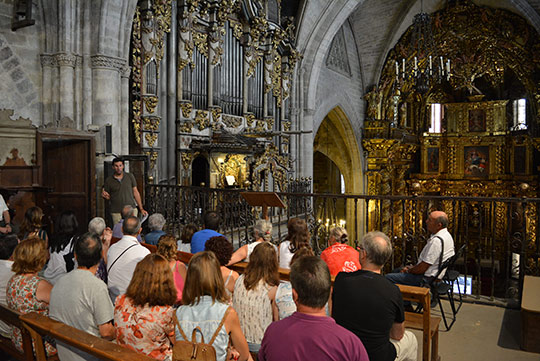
[0,46,13,61]
[2,57,19,71]
[10,68,24,82]
[17,78,31,94]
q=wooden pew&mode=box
[398,285,440,361]
[0,304,33,361]
[19,312,155,361]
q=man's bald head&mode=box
[122,216,141,236]
[427,211,448,234]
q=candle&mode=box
[414,56,418,70]
[395,61,399,76]
[440,56,443,70]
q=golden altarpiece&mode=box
[362,1,540,264]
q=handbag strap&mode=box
[209,306,231,346]
[107,243,138,273]
[173,312,189,342]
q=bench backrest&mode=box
[19,312,154,361]
[0,304,34,361]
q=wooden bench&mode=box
[398,285,440,361]
[19,312,155,361]
[0,304,33,361]
[521,275,540,353]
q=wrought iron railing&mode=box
[145,184,540,306]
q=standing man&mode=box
[190,211,223,253]
[102,158,147,225]
[107,216,150,303]
[333,231,417,361]
[259,256,369,361]
[386,210,455,287]
[50,232,115,361]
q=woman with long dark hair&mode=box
[278,218,311,269]
[19,206,48,243]
[43,211,78,285]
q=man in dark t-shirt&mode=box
[333,231,418,361]
[102,158,147,225]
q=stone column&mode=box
[82,1,92,130]
[74,56,83,130]
[91,54,126,154]
[56,53,77,124]
[120,66,131,156]
[40,54,56,127]
[300,108,314,179]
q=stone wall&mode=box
[0,0,42,125]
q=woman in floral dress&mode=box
[114,253,177,360]
[6,237,56,356]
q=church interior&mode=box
[1,0,540,359]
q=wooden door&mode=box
[38,133,95,234]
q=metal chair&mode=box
[443,244,467,312]
[425,255,458,331]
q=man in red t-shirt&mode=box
[320,227,361,277]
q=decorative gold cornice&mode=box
[143,96,158,114]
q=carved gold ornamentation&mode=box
[193,31,208,57]
[218,154,247,187]
[265,117,274,131]
[180,121,193,133]
[145,133,158,147]
[211,107,222,123]
[181,152,195,170]
[195,110,209,130]
[180,102,193,118]
[255,120,266,133]
[244,113,255,127]
[143,96,159,114]
[222,115,242,128]
[145,150,159,169]
[283,121,291,131]
[143,117,160,132]
[131,7,143,144]
[229,19,243,40]
[251,144,289,192]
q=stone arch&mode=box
[313,106,364,240]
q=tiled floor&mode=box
[409,299,540,361]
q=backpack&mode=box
[172,307,231,361]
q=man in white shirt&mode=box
[386,211,455,286]
[106,216,149,303]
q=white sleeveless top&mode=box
[232,274,273,344]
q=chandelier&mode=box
[395,2,451,94]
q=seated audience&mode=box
[275,247,314,320]
[50,232,115,361]
[205,236,239,297]
[115,253,176,360]
[0,193,12,234]
[107,216,150,303]
[191,211,223,253]
[259,256,369,361]
[320,226,361,277]
[112,205,143,243]
[175,251,251,361]
[0,234,17,337]
[144,213,167,245]
[88,216,113,282]
[333,231,417,361]
[278,218,311,269]
[156,234,187,304]
[44,210,79,285]
[177,224,197,253]
[7,237,56,356]
[19,206,48,243]
[233,242,279,354]
[228,220,276,265]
